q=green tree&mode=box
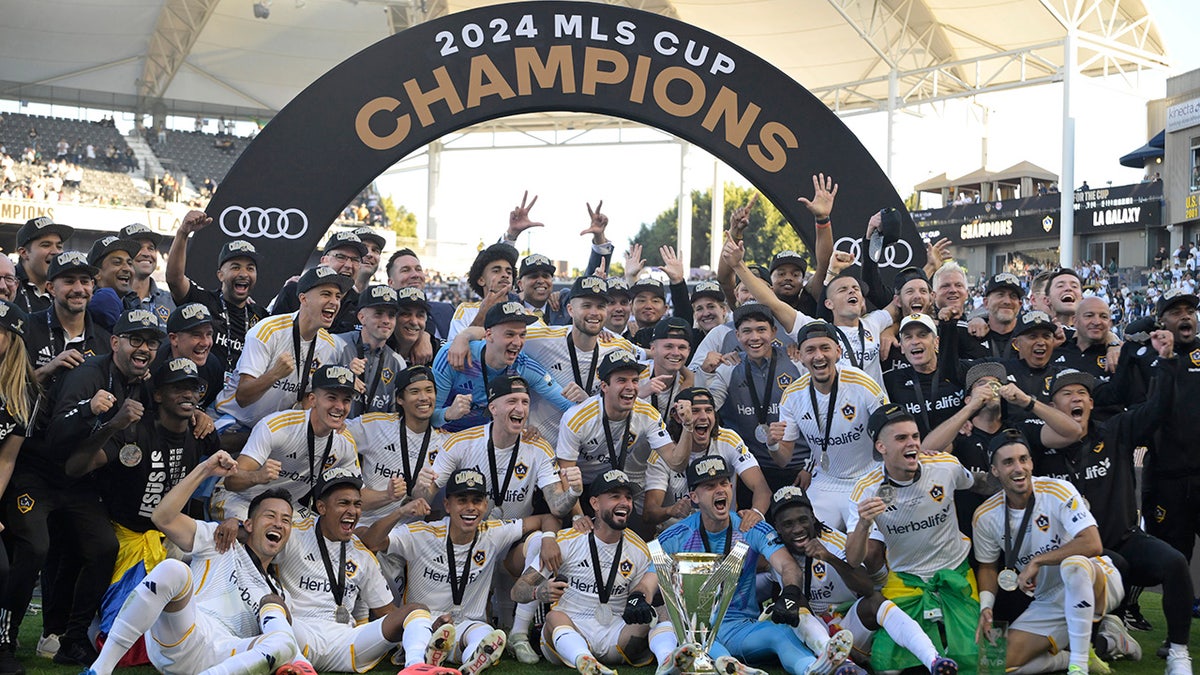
[381,195,418,240]
[629,184,809,269]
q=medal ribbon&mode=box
[834,323,868,370]
[242,543,282,597]
[314,533,347,611]
[600,400,634,471]
[486,429,520,508]
[588,532,625,605]
[566,332,599,394]
[908,370,941,434]
[306,420,335,508]
[1003,491,1037,570]
[291,319,318,403]
[700,524,733,557]
[446,529,480,607]
[398,419,433,487]
[808,374,839,471]
[745,351,778,426]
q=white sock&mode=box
[1060,556,1096,671]
[512,602,536,638]
[1170,643,1189,654]
[462,622,494,661]
[794,609,829,653]
[401,609,433,667]
[92,560,191,675]
[1012,650,1070,674]
[198,606,298,675]
[876,600,938,670]
[649,622,678,666]
[551,625,591,667]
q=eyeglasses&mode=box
[122,334,161,350]
[0,276,16,285]
[329,252,361,264]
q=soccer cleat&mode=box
[575,654,617,675]
[1096,615,1142,662]
[1166,648,1193,675]
[1067,664,1087,675]
[806,629,853,675]
[425,623,456,667]
[715,655,769,675]
[833,663,867,675]
[655,643,700,675]
[930,657,958,675]
[53,639,98,667]
[1119,603,1153,632]
[460,629,506,675]
[35,634,60,660]
[508,632,539,665]
[1088,647,1112,675]
[273,660,317,675]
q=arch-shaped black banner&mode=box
[193,0,924,294]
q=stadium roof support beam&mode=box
[138,0,222,103]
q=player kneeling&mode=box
[973,431,1124,675]
[766,487,958,675]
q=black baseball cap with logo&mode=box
[113,309,167,338]
[1156,287,1199,318]
[218,240,259,266]
[487,374,529,402]
[651,317,692,343]
[322,231,368,257]
[297,265,354,294]
[732,302,774,327]
[674,387,715,407]
[767,485,814,525]
[985,272,1025,298]
[88,236,140,267]
[0,300,29,337]
[795,320,840,346]
[690,280,725,304]
[1048,368,1095,397]
[358,284,399,311]
[867,402,916,460]
[445,468,488,497]
[312,365,358,393]
[587,469,641,499]
[1013,310,1056,337]
[987,428,1031,464]
[350,226,387,251]
[394,364,435,392]
[687,455,732,489]
[519,253,555,278]
[17,216,73,248]
[167,303,214,333]
[629,277,667,300]
[484,301,538,328]
[605,278,631,299]
[395,287,432,314]
[154,357,202,388]
[569,276,608,301]
[315,467,363,500]
[598,351,646,381]
[119,223,163,247]
[893,266,930,292]
[47,250,98,280]
[769,250,807,275]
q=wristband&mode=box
[1023,397,1036,412]
[566,485,582,498]
[979,590,996,611]
[751,508,765,518]
[814,216,831,225]
[541,531,557,539]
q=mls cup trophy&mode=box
[648,540,750,674]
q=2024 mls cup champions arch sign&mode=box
[191,0,925,293]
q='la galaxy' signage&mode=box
[193,2,921,293]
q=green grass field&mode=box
[13,593,1183,675]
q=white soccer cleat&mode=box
[460,628,506,675]
[508,632,540,664]
[1166,647,1193,675]
[805,629,853,675]
[424,622,456,667]
[715,655,769,675]
[36,634,60,660]
[575,653,618,675]
[654,643,700,675]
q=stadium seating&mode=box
[151,130,245,186]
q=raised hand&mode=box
[798,173,838,220]
[660,245,685,284]
[728,193,759,241]
[507,191,544,238]
[624,243,646,281]
[580,201,609,241]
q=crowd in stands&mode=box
[0,174,1191,675]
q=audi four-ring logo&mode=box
[834,237,914,268]
[219,206,309,239]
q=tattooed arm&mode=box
[511,566,568,604]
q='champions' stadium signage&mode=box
[191,1,922,294]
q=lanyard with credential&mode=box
[808,374,839,471]
[291,319,318,403]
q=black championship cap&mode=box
[569,275,608,300]
[350,226,387,251]
[1048,368,1095,397]
[113,309,167,338]
[445,468,488,497]
[297,265,354,294]
[154,357,202,388]
[484,301,538,328]
[1156,287,1199,318]
[598,351,646,381]
[323,231,368,257]
[795,320,840,346]
[690,280,725,304]
[651,316,693,343]
[587,468,641,499]
[605,277,631,298]
[358,284,400,310]
[395,287,432,314]
[315,467,363,500]
[119,222,162,247]
[1013,310,1057,337]
[487,374,529,402]
[218,240,259,266]
[0,300,29,337]
[732,302,774,327]
[311,364,358,393]
[964,362,1007,392]
[985,272,1025,298]
[769,250,807,275]
[893,266,930,292]
[394,364,435,392]
[987,428,1031,463]
[867,402,916,460]
[87,235,140,267]
[767,485,813,525]
[687,455,732,489]
[167,303,214,333]
[17,216,73,248]
[747,265,771,284]
[629,277,667,300]
[519,253,555,278]
[674,386,715,407]
[47,250,98,280]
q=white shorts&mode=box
[541,612,649,666]
[1011,556,1124,651]
[292,617,393,673]
[808,474,856,532]
[147,609,277,675]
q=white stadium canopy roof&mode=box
[0,0,1171,122]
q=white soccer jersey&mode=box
[636,363,686,420]
[430,424,559,518]
[346,413,450,525]
[644,429,759,504]
[972,477,1098,598]
[688,323,733,371]
[522,325,637,445]
[556,395,673,486]
[770,528,858,615]
[188,520,280,637]
[387,517,524,621]
[274,514,393,623]
[832,312,893,384]
[643,451,689,516]
[448,302,481,341]
[539,528,653,623]
[210,409,360,520]
[779,366,887,480]
[215,312,342,428]
[846,454,973,580]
